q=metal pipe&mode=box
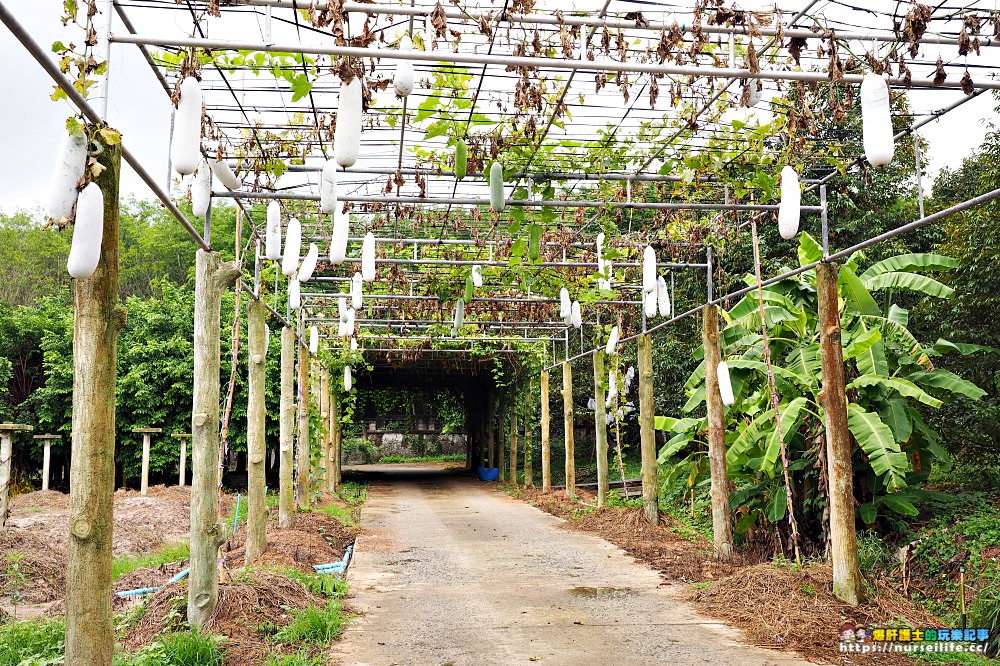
[301,290,642,306]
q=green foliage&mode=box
[117,629,225,666]
[0,618,65,666]
[263,653,325,666]
[112,542,190,581]
[270,600,347,646]
[375,453,464,464]
[276,568,349,599]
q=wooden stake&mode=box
[245,300,267,565]
[1,425,32,527]
[593,350,609,507]
[330,391,340,492]
[509,406,518,487]
[498,402,506,482]
[65,133,121,665]
[33,434,60,493]
[817,262,863,605]
[132,428,161,496]
[320,367,330,488]
[296,322,311,509]
[487,395,496,469]
[540,370,551,492]
[171,433,190,487]
[278,326,295,528]
[523,405,534,489]
[188,249,240,628]
[637,335,658,524]
[562,361,575,498]
[702,305,734,559]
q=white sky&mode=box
[0,0,997,216]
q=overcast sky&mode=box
[1,1,997,217]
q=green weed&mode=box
[375,453,465,464]
[112,542,190,581]
[263,652,325,666]
[116,629,225,666]
[271,600,348,645]
[277,567,349,598]
[0,618,65,666]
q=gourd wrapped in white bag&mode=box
[778,166,800,240]
[338,295,348,323]
[309,326,318,355]
[361,232,376,282]
[642,245,657,293]
[320,160,338,213]
[351,272,363,309]
[281,217,302,276]
[288,278,301,310]
[171,77,203,176]
[644,290,657,318]
[191,160,212,219]
[605,325,619,355]
[861,73,894,167]
[717,360,735,406]
[346,307,355,334]
[329,207,350,264]
[350,337,358,351]
[607,368,617,402]
[747,79,763,107]
[657,276,671,317]
[265,201,282,260]
[559,287,571,322]
[334,76,362,168]
[570,301,582,329]
[472,264,483,288]
[344,366,353,392]
[298,243,319,282]
[47,128,88,222]
[67,182,104,279]
[394,35,415,97]
[210,154,241,191]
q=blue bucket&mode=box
[477,466,499,482]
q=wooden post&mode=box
[329,391,340,493]
[132,428,162,496]
[245,300,267,565]
[524,390,534,488]
[1,425,33,527]
[65,133,122,666]
[509,406,518,487]
[278,327,296,528]
[540,370,550,492]
[33,434,61,492]
[486,395,496,469]
[593,350,609,507]
[702,305,734,559]
[188,249,241,628]
[320,367,330,487]
[498,402,506,482]
[171,434,190,486]
[817,262,863,605]
[296,325,311,509]
[637,335,658,524]
[562,361,575,498]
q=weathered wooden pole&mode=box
[486,395,496,468]
[702,305,734,559]
[328,390,337,493]
[132,428,162,496]
[593,350,609,507]
[523,390,534,488]
[509,405,518,486]
[33,434,61,492]
[497,401,506,482]
[188,249,241,628]
[296,324,311,509]
[637,335,658,524]
[171,433,190,486]
[1,425,33,527]
[540,370,551,492]
[562,361,576,498]
[817,262,863,605]
[245,300,267,565]
[65,133,122,665]
[320,367,330,487]
[278,326,296,528]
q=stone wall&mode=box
[344,432,467,464]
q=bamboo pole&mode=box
[524,414,534,489]
[562,361,575,498]
[702,305,734,559]
[541,370,550,492]
[65,133,120,665]
[188,250,241,628]
[320,367,330,487]
[278,327,296,528]
[245,300,267,565]
[593,350,609,507]
[637,335,658,524]
[817,262,863,605]
[509,406,518,487]
[296,322,311,509]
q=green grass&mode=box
[375,453,465,464]
[116,629,225,666]
[271,599,348,646]
[112,542,190,580]
[276,567,349,598]
[337,481,366,506]
[263,652,325,666]
[915,651,997,665]
[317,502,356,527]
[0,618,65,666]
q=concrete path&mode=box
[331,466,808,666]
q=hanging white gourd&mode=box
[344,365,353,392]
[717,360,735,406]
[747,79,763,107]
[288,278,301,310]
[281,217,302,276]
[559,287,571,322]
[265,201,282,260]
[346,307,355,334]
[454,297,465,331]
[329,207,350,265]
[472,264,483,288]
[489,162,505,212]
[394,34,415,97]
[642,245,657,294]
[191,160,212,219]
[644,290,657,318]
[337,319,347,337]
[657,275,671,318]
[264,326,270,354]
[320,160,338,214]
[596,232,604,266]
[861,73,895,167]
[351,272,363,309]
[361,231,376,282]
[309,326,318,355]
[47,128,88,223]
[66,182,103,279]
[607,368,618,402]
[334,76,363,168]
[171,76,203,176]
[570,301,582,329]
[605,325,619,355]
[778,166,801,240]
[338,295,347,323]
[350,337,358,351]
[298,243,319,282]
[209,154,240,191]
[603,260,614,291]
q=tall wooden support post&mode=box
[817,262,863,605]
[541,371,551,492]
[33,434,61,492]
[509,406,519,487]
[245,301,267,565]
[637,336,658,524]
[562,361,576,498]
[296,330,311,509]
[497,402,506,482]
[523,420,534,489]
[1,424,32,527]
[64,134,121,666]
[486,396,496,468]
[329,392,340,493]
[132,428,161,496]
[171,433,190,486]
[593,351,609,507]
[278,327,296,528]
[702,305,734,559]
[320,368,330,487]
[188,250,241,628]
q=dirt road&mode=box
[332,466,807,666]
